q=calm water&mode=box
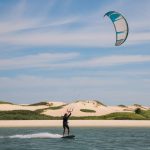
[0,127,150,150]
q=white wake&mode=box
[1,133,62,139]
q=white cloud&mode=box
[0,54,150,70]
[52,55,150,69]
[0,0,150,47]
[0,24,114,47]
[128,32,150,44]
[0,16,79,34]
[1,27,150,47]
[0,52,79,70]
[0,0,127,47]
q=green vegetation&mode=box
[70,112,146,120]
[118,105,126,107]
[34,108,47,114]
[0,101,14,104]
[134,104,142,107]
[34,104,66,114]
[99,112,145,120]
[49,105,66,110]
[137,109,150,119]
[80,109,96,113]
[135,108,142,114]
[95,100,106,106]
[0,110,60,120]
[0,109,150,120]
[75,100,106,106]
[29,101,50,106]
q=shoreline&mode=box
[0,120,150,127]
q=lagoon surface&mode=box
[0,127,150,150]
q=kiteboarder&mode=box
[63,109,73,137]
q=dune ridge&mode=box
[0,100,149,117]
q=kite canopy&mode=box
[104,11,129,46]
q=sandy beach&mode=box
[0,120,150,127]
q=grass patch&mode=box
[34,108,47,114]
[137,109,150,119]
[118,105,126,107]
[80,109,96,113]
[0,109,149,120]
[34,104,66,113]
[95,100,106,106]
[0,101,14,105]
[100,112,145,120]
[134,104,142,107]
[75,100,106,106]
[0,110,60,120]
[70,112,145,120]
[29,102,50,106]
[49,105,66,110]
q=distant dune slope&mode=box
[0,100,149,117]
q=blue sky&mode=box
[0,0,150,105]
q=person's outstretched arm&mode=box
[67,112,71,119]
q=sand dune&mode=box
[0,100,149,117]
[0,101,65,111]
[0,104,48,111]
[43,101,129,116]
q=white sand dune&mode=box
[48,101,66,107]
[0,100,149,117]
[0,104,49,111]
[0,101,66,111]
[43,100,134,117]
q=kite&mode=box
[104,11,129,46]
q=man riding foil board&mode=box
[62,109,73,137]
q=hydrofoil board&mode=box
[61,135,75,139]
